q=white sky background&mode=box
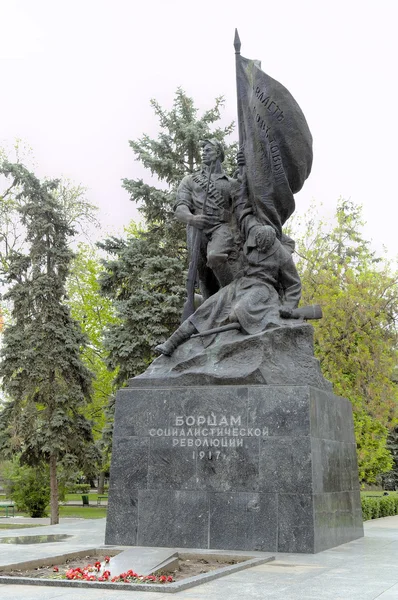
[0,0,397,256]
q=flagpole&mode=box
[234,29,243,150]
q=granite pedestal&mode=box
[105,384,363,553]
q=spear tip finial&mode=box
[234,29,241,54]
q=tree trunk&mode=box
[49,454,59,525]
[98,471,105,495]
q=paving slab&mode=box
[0,516,398,598]
[0,517,84,525]
[0,518,106,568]
[376,584,398,599]
[0,583,170,599]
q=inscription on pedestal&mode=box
[149,412,269,458]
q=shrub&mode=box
[66,483,91,494]
[361,497,373,521]
[379,496,395,517]
[2,460,50,517]
[361,495,398,521]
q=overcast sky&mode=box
[1,0,397,256]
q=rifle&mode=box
[181,162,214,322]
[280,304,323,320]
[191,305,323,338]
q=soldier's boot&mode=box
[207,252,234,288]
[154,320,197,356]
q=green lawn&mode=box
[1,492,107,503]
[0,505,106,520]
[361,491,398,497]
[0,493,107,519]
[0,506,106,519]
[62,492,106,503]
[59,505,107,519]
[0,523,42,529]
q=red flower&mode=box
[104,556,110,563]
[60,560,174,584]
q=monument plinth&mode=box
[105,380,363,553]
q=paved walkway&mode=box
[1,516,398,599]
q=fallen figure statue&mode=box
[190,305,323,339]
[155,224,322,357]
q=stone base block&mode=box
[105,385,363,553]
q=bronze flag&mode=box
[236,50,313,237]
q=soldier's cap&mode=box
[201,138,225,163]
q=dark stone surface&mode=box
[209,492,278,551]
[105,384,363,553]
[105,488,139,546]
[147,436,197,490]
[108,436,149,490]
[136,490,208,548]
[259,436,312,494]
[309,387,355,443]
[196,438,260,492]
[133,324,332,391]
[313,490,363,552]
[278,494,314,553]
[248,386,311,436]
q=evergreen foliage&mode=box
[292,199,398,483]
[0,162,100,524]
[0,149,98,284]
[98,90,236,384]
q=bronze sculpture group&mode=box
[155,139,313,357]
[155,32,320,358]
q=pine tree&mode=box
[98,230,186,385]
[0,163,99,524]
[0,144,98,283]
[98,89,237,384]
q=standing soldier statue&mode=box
[175,138,241,317]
